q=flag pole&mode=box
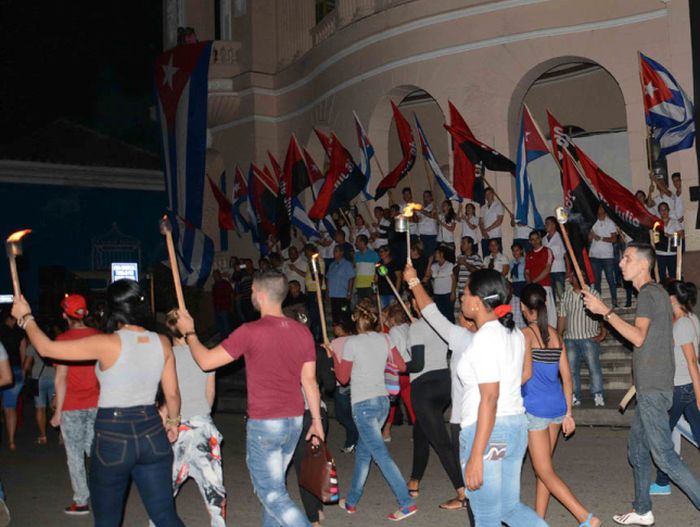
[481,176,514,218]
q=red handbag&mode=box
[299,438,340,504]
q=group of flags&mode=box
[156,40,695,288]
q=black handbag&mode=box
[25,363,45,398]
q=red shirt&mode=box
[525,246,554,287]
[56,327,102,411]
[212,279,234,311]
[221,315,315,419]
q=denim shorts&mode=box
[34,375,55,408]
[525,412,565,431]
[0,367,24,409]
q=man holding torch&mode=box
[582,242,700,526]
[174,269,324,527]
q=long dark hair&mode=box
[467,269,514,330]
[665,280,698,314]
[520,283,549,347]
[443,200,456,224]
[102,279,151,333]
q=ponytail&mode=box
[520,283,550,346]
[467,269,515,331]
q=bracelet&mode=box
[166,416,181,426]
[407,278,421,290]
[18,314,34,329]
[183,331,197,342]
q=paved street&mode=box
[2,412,700,526]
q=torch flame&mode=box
[311,253,319,261]
[402,203,423,218]
[652,221,661,232]
[7,229,31,243]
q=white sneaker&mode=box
[612,510,655,525]
[594,394,605,407]
[572,395,582,407]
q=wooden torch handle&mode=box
[8,257,21,299]
[313,268,330,346]
[383,275,414,322]
[164,230,186,311]
[558,223,587,291]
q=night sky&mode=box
[0,0,163,151]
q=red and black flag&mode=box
[314,128,334,159]
[250,163,278,237]
[309,133,365,220]
[574,144,661,242]
[445,123,516,174]
[282,136,312,196]
[207,176,234,230]
[268,151,282,182]
[303,147,325,198]
[446,101,485,204]
[374,102,416,200]
[561,150,596,285]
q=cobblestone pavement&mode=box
[2,413,700,526]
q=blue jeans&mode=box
[629,391,700,513]
[550,272,566,302]
[347,396,413,508]
[656,384,700,486]
[460,414,547,527]
[0,478,4,501]
[34,375,55,408]
[246,416,310,527]
[0,367,23,409]
[591,257,617,305]
[334,386,358,448]
[380,294,394,309]
[90,406,183,527]
[565,338,604,399]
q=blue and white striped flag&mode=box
[168,213,214,287]
[514,107,546,230]
[291,197,321,240]
[415,115,461,202]
[354,112,378,200]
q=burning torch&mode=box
[554,207,587,291]
[377,264,414,322]
[6,229,32,299]
[395,203,422,266]
[674,231,682,280]
[310,253,330,349]
[159,215,186,311]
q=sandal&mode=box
[439,497,465,510]
[407,479,420,498]
[579,512,602,527]
[35,436,47,445]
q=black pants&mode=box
[410,370,463,489]
[292,409,329,523]
[330,297,351,323]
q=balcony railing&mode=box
[209,40,242,79]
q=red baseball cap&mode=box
[61,294,88,319]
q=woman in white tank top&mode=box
[12,280,183,527]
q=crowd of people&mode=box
[0,175,695,527]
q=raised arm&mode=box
[582,290,650,348]
[175,310,234,371]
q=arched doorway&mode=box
[509,59,628,219]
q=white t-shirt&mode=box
[431,261,455,295]
[405,318,449,382]
[456,320,525,426]
[438,213,456,245]
[352,226,370,241]
[674,193,685,223]
[673,314,700,386]
[589,217,617,259]
[282,257,308,292]
[460,217,481,247]
[343,332,394,405]
[483,253,509,273]
[418,203,438,236]
[480,200,504,238]
[543,231,566,273]
[514,223,532,240]
[658,218,684,255]
[318,232,334,259]
[651,191,677,219]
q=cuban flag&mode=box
[353,112,377,200]
[291,197,321,240]
[155,41,215,286]
[514,106,546,230]
[640,52,695,157]
[415,115,461,202]
[303,148,336,237]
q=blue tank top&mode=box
[522,347,567,419]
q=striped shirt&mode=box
[456,254,483,297]
[558,285,601,340]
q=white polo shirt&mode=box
[480,200,504,238]
[543,231,566,273]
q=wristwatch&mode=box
[603,308,615,322]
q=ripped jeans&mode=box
[246,416,309,527]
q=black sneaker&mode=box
[64,502,90,515]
